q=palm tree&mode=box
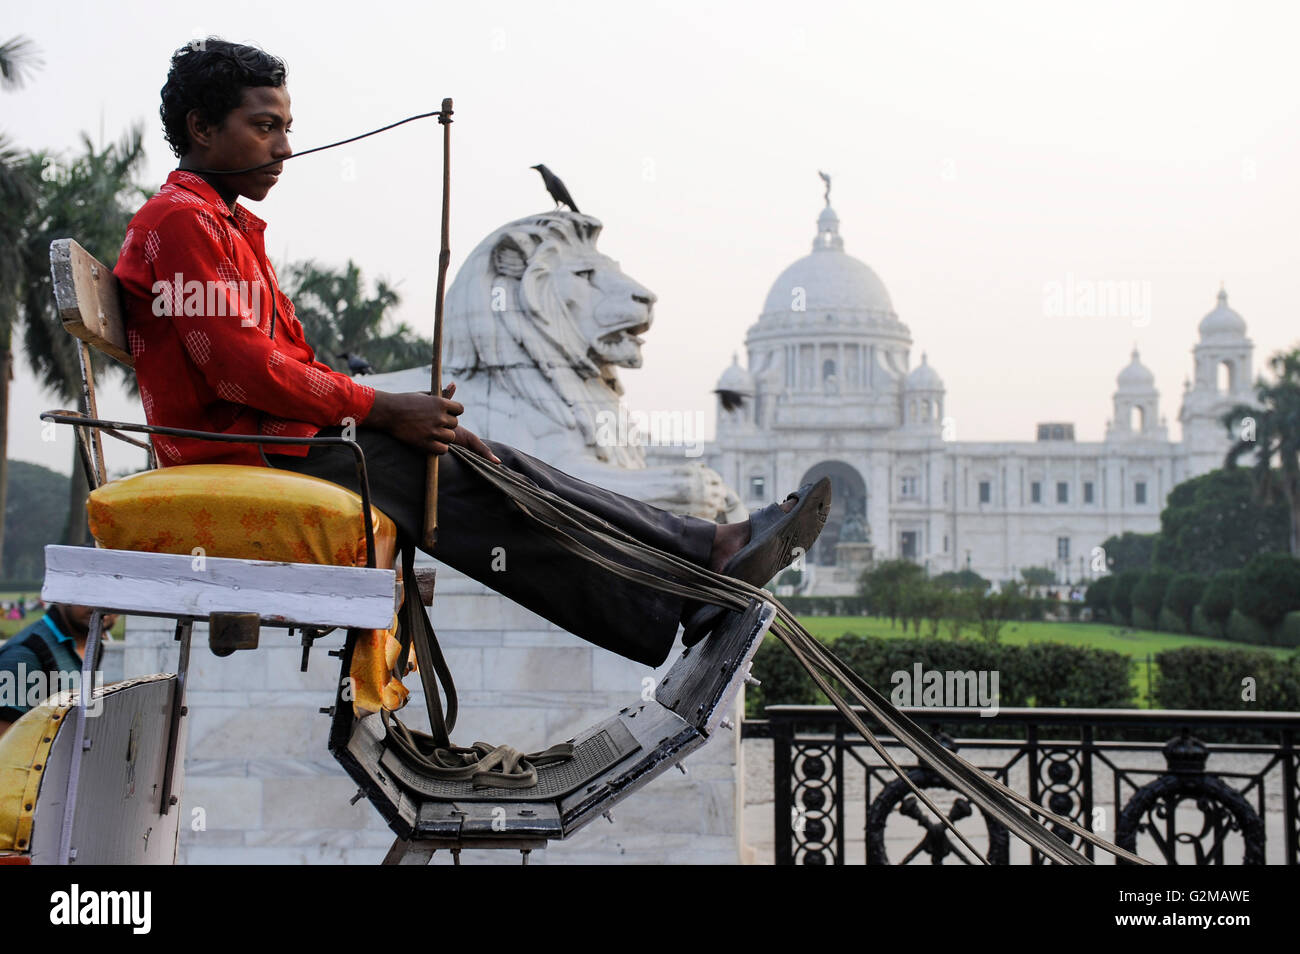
[283,260,432,374]
[0,34,44,575]
[1222,347,1300,556]
[16,127,149,545]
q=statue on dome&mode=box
[818,170,831,206]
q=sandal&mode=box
[681,477,831,646]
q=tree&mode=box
[1108,570,1142,626]
[1131,571,1172,624]
[859,559,924,626]
[1164,573,1207,631]
[283,260,432,375]
[0,34,44,575]
[975,582,1024,643]
[1098,532,1157,574]
[1151,468,1288,574]
[3,459,69,579]
[1233,554,1300,627]
[1020,566,1056,587]
[1222,347,1300,556]
[1085,575,1115,622]
[14,128,149,545]
[1199,571,1239,627]
[932,569,988,593]
[943,589,978,639]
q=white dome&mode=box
[1117,349,1156,391]
[760,204,896,319]
[905,353,944,391]
[1198,287,1247,339]
[715,352,755,394]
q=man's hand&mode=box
[442,382,502,464]
[365,382,502,464]
[453,423,502,464]
[366,388,463,454]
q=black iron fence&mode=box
[743,707,1300,865]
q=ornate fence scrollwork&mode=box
[1115,733,1266,865]
[748,707,1299,865]
[865,737,1010,865]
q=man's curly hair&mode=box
[160,38,288,158]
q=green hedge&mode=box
[1154,646,1300,711]
[747,632,1135,718]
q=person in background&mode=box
[0,604,118,739]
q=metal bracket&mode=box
[159,619,193,815]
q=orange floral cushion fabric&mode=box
[86,464,410,716]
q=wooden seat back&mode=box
[49,238,133,367]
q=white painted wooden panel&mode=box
[43,546,398,629]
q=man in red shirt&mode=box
[114,39,820,665]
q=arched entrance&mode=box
[797,460,868,566]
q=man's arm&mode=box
[150,209,376,428]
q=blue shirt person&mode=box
[0,604,117,737]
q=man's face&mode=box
[187,84,293,202]
[61,604,119,636]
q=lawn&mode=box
[0,592,127,640]
[794,614,1295,707]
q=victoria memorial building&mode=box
[698,191,1256,595]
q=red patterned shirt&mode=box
[113,169,376,466]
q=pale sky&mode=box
[5,0,1299,477]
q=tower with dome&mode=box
[697,180,1256,593]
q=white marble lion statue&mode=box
[366,211,739,520]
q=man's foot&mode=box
[708,497,797,573]
[683,478,832,647]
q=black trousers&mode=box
[270,428,717,668]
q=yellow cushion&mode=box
[0,702,69,855]
[86,465,411,716]
[86,464,397,569]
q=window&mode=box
[900,475,918,498]
[900,531,918,560]
[749,476,766,500]
[1031,481,1042,504]
[943,534,949,553]
[943,478,948,503]
[1056,481,1068,504]
[1084,481,1094,504]
[1134,481,1147,505]
[978,481,991,504]
[1057,537,1070,561]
